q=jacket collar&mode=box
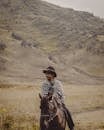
[46,78,56,85]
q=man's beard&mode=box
[47,78,51,81]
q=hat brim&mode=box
[43,69,57,77]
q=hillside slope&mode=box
[0,0,104,85]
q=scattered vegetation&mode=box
[0,42,6,51]
[0,108,39,130]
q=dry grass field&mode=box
[0,83,104,130]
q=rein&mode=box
[41,112,57,129]
[41,113,57,123]
[48,113,57,123]
[41,114,49,117]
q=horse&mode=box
[39,93,66,130]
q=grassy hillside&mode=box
[0,0,104,85]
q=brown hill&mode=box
[0,0,104,85]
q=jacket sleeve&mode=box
[41,82,49,96]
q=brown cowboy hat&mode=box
[43,66,57,77]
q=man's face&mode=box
[45,72,54,81]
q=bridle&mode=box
[40,97,58,123]
[41,113,57,123]
[41,114,49,117]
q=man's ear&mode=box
[39,93,42,99]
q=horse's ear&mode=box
[48,92,53,100]
[47,93,52,100]
[39,93,42,99]
[48,96,52,101]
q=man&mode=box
[41,66,75,130]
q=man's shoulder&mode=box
[55,79,63,85]
[42,80,49,86]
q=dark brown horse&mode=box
[39,94,66,130]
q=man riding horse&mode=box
[40,66,75,130]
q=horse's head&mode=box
[39,93,57,114]
[39,94,49,113]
